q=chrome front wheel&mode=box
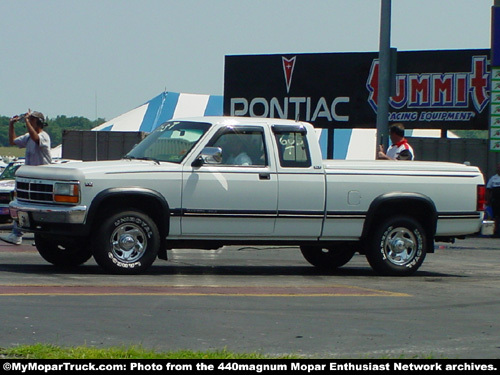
[110,221,149,264]
[93,210,159,274]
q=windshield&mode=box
[125,121,211,163]
[0,163,22,180]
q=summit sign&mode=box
[367,55,489,123]
[224,49,490,130]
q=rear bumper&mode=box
[481,220,496,236]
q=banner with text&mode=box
[224,49,490,130]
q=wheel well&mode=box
[90,192,170,242]
[361,196,437,253]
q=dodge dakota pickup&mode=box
[9,117,486,275]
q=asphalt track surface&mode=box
[0,230,499,359]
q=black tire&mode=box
[92,210,160,274]
[35,234,92,268]
[366,216,427,276]
[300,245,356,271]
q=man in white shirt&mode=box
[223,136,252,166]
[0,110,52,245]
[377,123,415,160]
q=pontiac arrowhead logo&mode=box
[282,56,296,93]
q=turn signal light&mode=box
[54,183,80,204]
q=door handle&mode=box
[259,173,271,180]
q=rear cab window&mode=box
[272,125,311,168]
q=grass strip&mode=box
[0,344,297,359]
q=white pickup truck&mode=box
[10,117,485,276]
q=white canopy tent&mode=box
[52,91,223,158]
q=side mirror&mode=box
[192,147,223,167]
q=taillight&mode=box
[477,185,486,211]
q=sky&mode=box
[0,0,494,121]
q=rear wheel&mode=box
[300,245,356,271]
[366,216,427,276]
[92,209,160,274]
[35,234,92,268]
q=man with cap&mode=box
[377,123,414,160]
[0,109,52,245]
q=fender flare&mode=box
[86,187,170,237]
[361,192,437,250]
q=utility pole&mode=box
[376,0,392,154]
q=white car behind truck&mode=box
[10,117,485,275]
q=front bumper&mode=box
[9,199,87,227]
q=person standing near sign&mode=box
[377,123,414,160]
[0,110,52,245]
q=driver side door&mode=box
[181,126,278,236]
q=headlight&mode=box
[54,182,80,203]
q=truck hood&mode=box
[15,159,181,181]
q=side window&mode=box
[210,128,267,166]
[273,130,311,168]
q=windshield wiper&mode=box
[124,155,160,165]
